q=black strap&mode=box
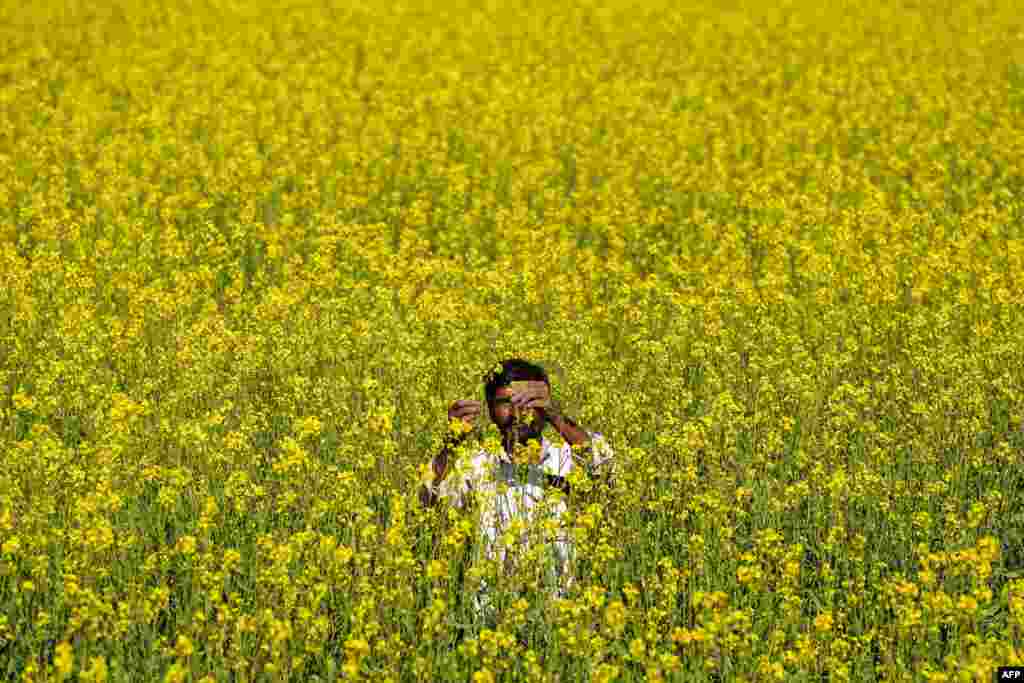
[544,473,571,494]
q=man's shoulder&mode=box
[549,432,614,469]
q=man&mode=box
[418,358,614,620]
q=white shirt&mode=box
[434,432,614,610]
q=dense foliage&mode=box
[2,0,1023,680]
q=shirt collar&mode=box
[496,435,554,464]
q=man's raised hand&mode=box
[447,399,483,428]
[510,381,557,417]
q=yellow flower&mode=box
[174,635,194,658]
[80,656,108,683]
[54,642,74,680]
[592,663,621,683]
[1,537,21,556]
[956,595,978,615]
[604,600,627,637]
[6,0,1023,679]
[758,653,788,681]
[175,535,198,557]
[12,392,36,411]
[164,663,187,683]
[426,559,448,580]
[976,536,999,562]
[446,416,468,437]
[472,668,495,683]
[294,415,323,439]
[629,637,646,660]
[344,637,371,661]
[334,545,354,565]
[813,611,834,634]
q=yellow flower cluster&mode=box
[2,0,1023,679]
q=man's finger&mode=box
[521,384,549,400]
[513,388,543,403]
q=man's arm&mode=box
[545,406,590,446]
[546,404,615,485]
[418,429,471,508]
[512,382,592,448]
[510,381,615,487]
[546,402,608,466]
[420,399,482,508]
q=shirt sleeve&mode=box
[586,432,615,474]
[549,432,614,479]
[435,449,485,508]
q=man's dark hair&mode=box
[483,358,549,406]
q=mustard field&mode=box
[2,0,1023,680]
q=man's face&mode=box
[489,384,546,445]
